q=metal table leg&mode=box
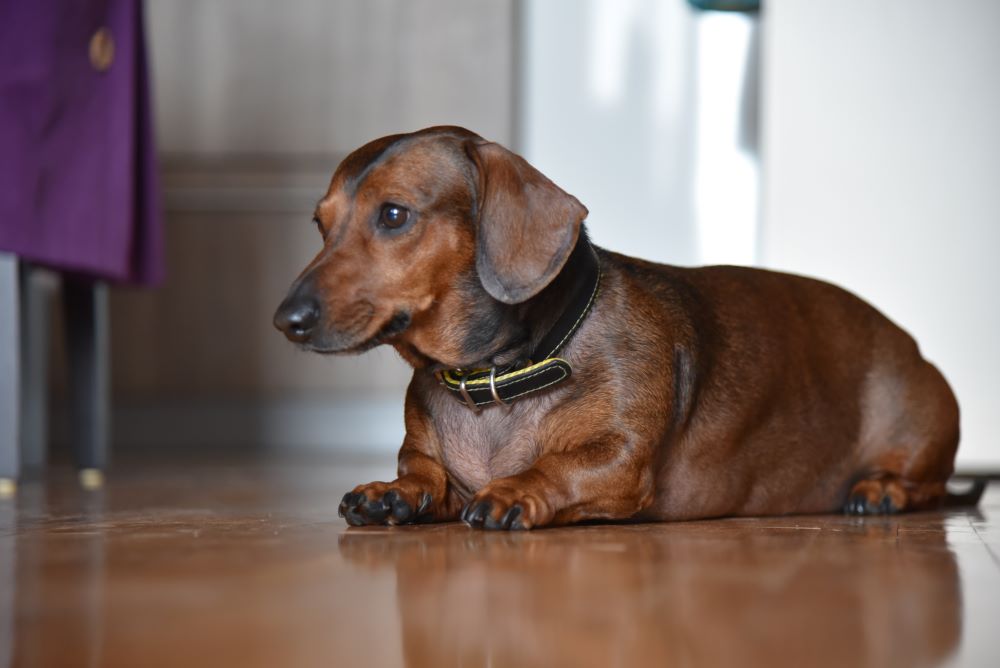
[63,277,110,489]
[0,254,20,497]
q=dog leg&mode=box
[461,438,655,530]
[339,447,462,526]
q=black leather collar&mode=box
[439,241,601,410]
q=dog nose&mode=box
[273,295,320,343]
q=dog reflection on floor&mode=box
[338,516,964,668]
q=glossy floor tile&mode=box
[1,457,998,668]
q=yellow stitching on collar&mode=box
[502,367,570,402]
[463,365,570,406]
[441,358,570,387]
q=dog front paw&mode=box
[461,483,553,531]
[338,481,434,526]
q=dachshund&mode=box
[274,126,974,530]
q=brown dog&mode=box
[274,126,969,530]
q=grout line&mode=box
[967,516,1000,571]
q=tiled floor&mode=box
[1,456,998,668]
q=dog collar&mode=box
[438,242,601,411]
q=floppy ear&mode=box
[465,141,588,304]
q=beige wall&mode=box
[113,0,515,408]
[149,0,516,154]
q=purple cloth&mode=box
[0,0,164,285]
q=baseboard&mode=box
[54,394,1000,475]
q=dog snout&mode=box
[273,289,321,343]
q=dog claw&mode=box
[843,496,861,515]
[878,495,898,514]
[501,505,523,529]
[462,501,490,527]
[483,512,503,531]
[463,501,527,531]
[474,504,491,525]
[417,492,432,515]
[340,487,436,526]
[844,493,899,516]
[484,504,523,531]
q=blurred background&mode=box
[3,3,1000,667]
[6,0,999,472]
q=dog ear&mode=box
[464,141,588,304]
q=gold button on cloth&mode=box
[89,27,115,72]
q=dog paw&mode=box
[843,493,899,515]
[338,481,434,526]
[461,484,552,531]
[843,477,906,515]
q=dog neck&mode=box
[407,231,600,410]
[392,230,599,375]
[517,230,600,363]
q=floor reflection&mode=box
[340,514,968,668]
[2,462,997,668]
[0,499,15,668]
[6,480,107,668]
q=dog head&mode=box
[273,126,588,368]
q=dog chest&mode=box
[433,403,545,494]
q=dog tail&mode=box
[942,478,989,508]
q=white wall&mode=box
[523,0,999,471]
[521,0,760,266]
[520,0,699,265]
[761,0,1000,471]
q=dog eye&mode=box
[379,204,409,229]
[312,216,325,236]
